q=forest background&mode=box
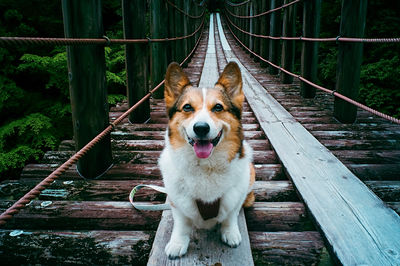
[0,0,399,179]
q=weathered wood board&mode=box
[216,13,400,265]
[147,209,253,266]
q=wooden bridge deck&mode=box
[1,13,400,265]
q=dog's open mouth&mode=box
[188,130,222,159]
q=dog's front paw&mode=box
[221,226,242,248]
[165,237,190,259]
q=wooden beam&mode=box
[150,0,168,99]
[0,230,153,265]
[147,210,254,265]
[0,200,312,232]
[0,230,326,265]
[268,0,282,75]
[21,162,284,181]
[216,13,400,265]
[122,0,150,123]
[0,179,297,202]
[252,0,260,62]
[334,0,368,123]
[174,0,184,63]
[280,0,297,84]
[300,0,321,98]
[259,0,269,68]
[61,0,112,179]
[167,2,175,62]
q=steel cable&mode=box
[223,13,400,125]
[225,10,400,43]
[0,17,205,47]
[225,0,300,18]
[225,0,251,7]
[165,0,206,19]
[0,20,205,226]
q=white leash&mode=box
[129,184,171,211]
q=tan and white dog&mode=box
[158,61,255,259]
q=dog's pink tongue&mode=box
[193,141,213,158]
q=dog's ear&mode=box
[216,62,244,109]
[164,62,191,109]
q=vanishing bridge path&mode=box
[1,3,400,266]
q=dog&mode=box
[158,61,255,259]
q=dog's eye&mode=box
[212,104,224,112]
[182,104,194,112]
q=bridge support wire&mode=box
[222,12,400,125]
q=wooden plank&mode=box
[148,209,253,265]
[122,0,150,123]
[198,14,218,88]
[250,231,329,265]
[61,0,112,178]
[217,13,400,265]
[0,180,297,202]
[0,230,327,265]
[0,200,310,232]
[20,163,284,181]
[42,150,277,165]
[0,230,153,265]
[334,0,368,123]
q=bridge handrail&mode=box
[0,12,205,227]
[0,17,205,47]
[224,10,400,43]
[225,0,299,18]
[223,12,400,125]
[165,0,206,19]
[225,0,251,7]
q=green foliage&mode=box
[18,51,69,97]
[0,2,129,178]
[317,0,400,118]
[360,56,400,117]
[108,94,127,106]
[0,113,57,174]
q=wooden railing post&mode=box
[167,1,176,62]
[175,0,184,63]
[253,0,260,62]
[122,0,150,123]
[62,0,112,179]
[300,0,321,98]
[182,0,189,67]
[280,0,296,83]
[334,0,367,123]
[268,0,282,75]
[244,4,250,49]
[151,0,168,99]
[248,1,254,53]
[260,0,269,67]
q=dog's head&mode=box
[164,62,244,161]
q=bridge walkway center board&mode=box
[215,13,400,265]
[147,14,254,266]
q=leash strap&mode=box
[129,184,171,211]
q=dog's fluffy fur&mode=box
[159,62,255,259]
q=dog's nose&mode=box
[193,122,210,138]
